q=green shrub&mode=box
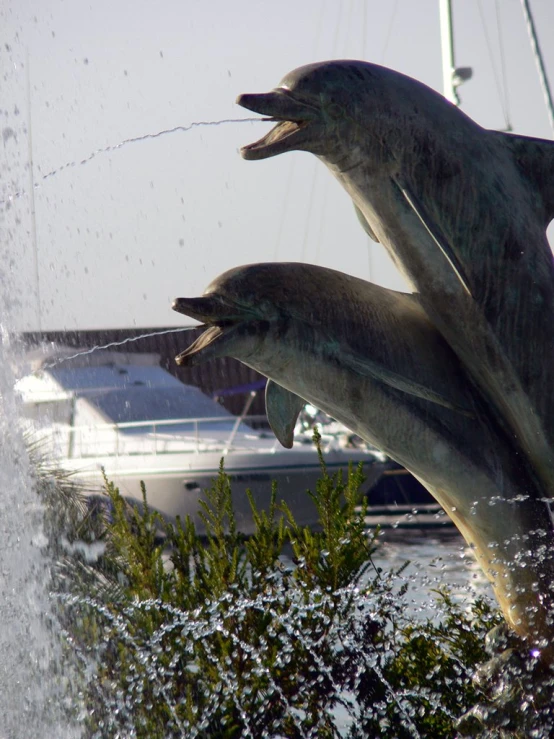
[52,433,501,738]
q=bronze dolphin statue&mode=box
[236,60,554,501]
[172,262,554,659]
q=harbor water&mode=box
[371,530,493,619]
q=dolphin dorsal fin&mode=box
[265,380,306,448]
[494,131,554,227]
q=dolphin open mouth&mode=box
[237,90,316,160]
[172,297,243,366]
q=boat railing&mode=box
[44,415,279,459]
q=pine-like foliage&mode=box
[41,432,504,738]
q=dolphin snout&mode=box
[172,297,223,323]
[237,90,313,121]
[236,92,280,116]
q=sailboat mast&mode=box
[520,0,554,136]
[439,0,472,108]
[439,0,459,105]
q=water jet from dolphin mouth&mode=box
[0,117,261,207]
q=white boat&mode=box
[16,347,387,534]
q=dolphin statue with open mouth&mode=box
[172,261,554,659]
[236,60,554,501]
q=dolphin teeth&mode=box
[240,120,310,160]
[237,88,315,159]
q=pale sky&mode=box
[2,0,554,330]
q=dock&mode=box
[360,503,455,531]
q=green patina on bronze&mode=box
[237,60,554,506]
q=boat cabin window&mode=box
[21,399,73,426]
[84,386,252,433]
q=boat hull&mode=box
[63,448,386,534]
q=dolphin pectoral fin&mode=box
[492,131,554,226]
[265,380,306,448]
[344,354,474,417]
[393,174,472,296]
[354,204,380,242]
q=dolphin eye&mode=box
[320,97,344,121]
[258,300,274,314]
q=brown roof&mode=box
[21,327,268,417]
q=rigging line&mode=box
[273,3,326,266]
[272,158,296,260]
[520,0,554,136]
[343,0,356,56]
[313,177,329,265]
[331,0,343,56]
[286,0,327,264]
[494,0,512,131]
[362,0,369,61]
[0,118,261,207]
[476,0,510,131]
[300,160,319,263]
[361,0,368,60]
[311,0,327,59]
[380,0,400,64]
[38,327,198,372]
